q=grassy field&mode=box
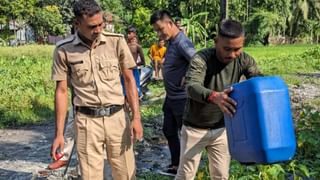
[0,44,319,127]
[0,45,54,128]
[0,44,319,179]
[245,44,319,60]
[245,44,320,86]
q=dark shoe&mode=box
[48,160,67,170]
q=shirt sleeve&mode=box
[242,53,263,78]
[178,39,196,62]
[185,54,212,103]
[117,36,136,70]
[51,47,68,81]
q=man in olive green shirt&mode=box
[175,19,262,180]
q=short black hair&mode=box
[150,10,173,25]
[175,17,181,22]
[127,25,137,33]
[73,0,102,19]
[218,19,244,38]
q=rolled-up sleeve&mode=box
[186,54,212,103]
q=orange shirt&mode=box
[149,44,166,61]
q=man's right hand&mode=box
[50,135,64,160]
[207,87,237,116]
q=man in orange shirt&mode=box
[148,39,166,80]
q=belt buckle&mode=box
[97,107,110,116]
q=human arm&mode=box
[122,68,143,141]
[178,39,196,62]
[117,36,143,142]
[147,45,151,59]
[178,39,196,87]
[51,80,68,160]
[242,53,263,78]
[137,45,145,66]
[186,54,236,116]
[160,57,165,64]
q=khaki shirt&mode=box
[52,31,136,107]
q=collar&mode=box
[72,32,106,47]
[72,32,83,45]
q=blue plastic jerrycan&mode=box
[224,76,296,164]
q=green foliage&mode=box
[131,7,157,47]
[245,44,319,84]
[0,0,37,21]
[256,46,320,77]
[30,5,66,37]
[140,81,164,140]
[0,26,15,42]
[183,12,209,45]
[228,0,248,21]
[245,9,286,45]
[293,107,320,177]
[1,0,320,46]
[288,0,320,41]
[0,45,55,128]
[38,0,75,27]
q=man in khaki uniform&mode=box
[50,0,143,179]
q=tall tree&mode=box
[220,0,228,20]
[30,5,65,41]
[246,9,286,45]
[288,0,320,40]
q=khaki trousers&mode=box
[62,107,75,161]
[75,109,135,180]
[175,125,230,180]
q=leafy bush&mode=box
[0,45,55,128]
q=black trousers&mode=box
[162,97,187,166]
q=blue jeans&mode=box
[121,68,142,97]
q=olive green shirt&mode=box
[183,48,262,129]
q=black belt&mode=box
[75,105,123,117]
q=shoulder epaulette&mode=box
[102,31,124,37]
[56,35,75,47]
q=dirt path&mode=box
[0,82,319,180]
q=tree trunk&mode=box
[262,33,270,46]
[220,0,228,21]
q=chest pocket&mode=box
[99,59,119,80]
[70,61,90,84]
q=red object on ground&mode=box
[55,152,64,160]
[47,160,67,170]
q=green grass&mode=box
[247,45,320,85]
[0,45,54,59]
[0,44,318,127]
[245,44,318,60]
[1,44,320,178]
[0,45,55,128]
